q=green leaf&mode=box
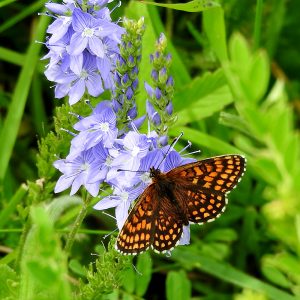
[176,85,233,125]
[248,51,269,102]
[0,184,28,228]
[0,15,49,181]
[261,265,292,289]
[204,228,238,243]
[145,4,191,86]
[135,252,152,296]
[69,259,86,277]
[0,0,45,33]
[0,265,18,300]
[139,0,220,12]
[122,266,136,294]
[46,195,82,224]
[170,126,244,154]
[229,33,251,76]
[0,0,16,9]
[173,69,227,111]
[172,248,295,300]
[166,270,191,300]
[219,112,250,136]
[235,289,268,300]
[19,206,71,300]
[203,6,228,62]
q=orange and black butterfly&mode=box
[115,154,246,255]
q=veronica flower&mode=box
[86,142,112,183]
[54,148,103,197]
[111,131,151,174]
[69,8,124,57]
[161,149,196,172]
[69,105,118,158]
[94,185,142,229]
[47,15,73,44]
[52,52,105,105]
[44,2,124,104]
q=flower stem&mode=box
[64,193,91,253]
[14,217,32,270]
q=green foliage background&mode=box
[0,0,300,299]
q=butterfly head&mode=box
[149,167,161,179]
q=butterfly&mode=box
[115,154,246,255]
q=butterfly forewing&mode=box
[168,155,246,193]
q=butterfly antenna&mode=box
[103,228,118,240]
[157,132,184,169]
[181,150,201,157]
[116,169,145,173]
[179,140,192,154]
[102,211,116,220]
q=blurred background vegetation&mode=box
[0,0,300,299]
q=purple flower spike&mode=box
[166,101,173,115]
[144,82,154,98]
[166,76,174,87]
[151,69,158,81]
[127,105,137,119]
[126,87,134,100]
[155,87,162,100]
[146,100,161,126]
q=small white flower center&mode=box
[105,156,112,166]
[120,191,129,202]
[131,146,140,157]
[99,122,110,132]
[81,162,89,171]
[62,16,71,26]
[103,44,108,55]
[83,27,94,38]
[80,69,88,79]
[140,172,151,184]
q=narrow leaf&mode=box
[139,0,220,12]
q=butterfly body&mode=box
[116,155,246,255]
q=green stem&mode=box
[0,184,28,228]
[64,194,91,253]
[253,0,264,50]
[14,217,32,270]
[166,0,174,39]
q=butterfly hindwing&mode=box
[185,189,227,224]
[116,185,158,255]
[152,196,184,253]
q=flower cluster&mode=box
[113,17,145,129]
[145,33,176,140]
[49,8,194,246]
[43,0,125,105]
[54,100,194,232]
